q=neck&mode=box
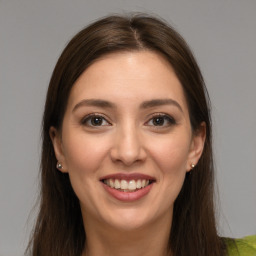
[81,212,173,256]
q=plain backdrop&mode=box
[0,0,255,255]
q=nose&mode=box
[110,124,147,166]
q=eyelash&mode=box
[81,113,176,128]
[81,113,111,127]
[145,113,176,127]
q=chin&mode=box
[102,207,159,232]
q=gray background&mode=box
[0,0,255,255]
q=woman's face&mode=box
[51,51,205,231]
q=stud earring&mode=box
[56,162,63,169]
[191,164,195,169]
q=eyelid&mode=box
[145,113,176,126]
[81,113,112,126]
[80,112,176,128]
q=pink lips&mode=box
[100,173,155,202]
[100,173,155,181]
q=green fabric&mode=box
[225,235,256,256]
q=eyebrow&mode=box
[72,99,116,112]
[72,98,183,112]
[140,99,183,112]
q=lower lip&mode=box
[102,183,154,202]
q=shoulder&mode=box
[224,235,256,256]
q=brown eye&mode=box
[91,116,103,126]
[82,115,110,127]
[146,114,176,127]
[152,116,165,126]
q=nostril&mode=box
[109,133,147,166]
[110,148,147,166]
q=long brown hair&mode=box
[26,14,226,256]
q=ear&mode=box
[186,122,206,172]
[49,126,68,173]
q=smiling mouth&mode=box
[101,179,155,192]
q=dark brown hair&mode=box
[27,14,226,256]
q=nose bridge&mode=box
[110,119,146,165]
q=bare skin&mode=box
[82,208,172,256]
[50,51,205,256]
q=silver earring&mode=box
[56,162,63,169]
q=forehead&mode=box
[67,51,188,111]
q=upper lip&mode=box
[100,173,156,181]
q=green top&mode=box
[225,235,256,256]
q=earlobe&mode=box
[49,126,68,173]
[187,122,206,172]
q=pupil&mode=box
[153,117,164,126]
[92,117,102,126]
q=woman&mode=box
[26,14,256,256]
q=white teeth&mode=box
[120,180,128,189]
[136,179,142,189]
[114,179,121,189]
[104,178,151,191]
[128,180,136,191]
[109,179,114,188]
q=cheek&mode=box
[149,133,191,174]
[61,132,112,211]
[62,131,110,174]
[145,133,191,213]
